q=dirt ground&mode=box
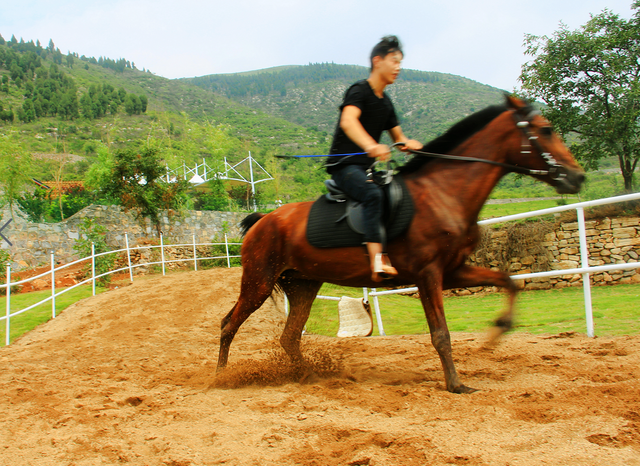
[0,268,638,466]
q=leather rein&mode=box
[399,109,569,181]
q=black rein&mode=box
[401,109,568,180]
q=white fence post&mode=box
[160,234,166,276]
[5,264,11,346]
[370,288,386,336]
[50,251,56,318]
[225,234,231,268]
[193,234,198,271]
[125,233,133,283]
[577,207,595,337]
[91,242,96,296]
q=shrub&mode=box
[72,218,116,285]
[200,238,242,269]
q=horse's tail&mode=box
[240,212,265,237]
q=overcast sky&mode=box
[0,0,636,90]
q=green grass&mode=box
[2,273,637,348]
[307,283,640,338]
[479,198,580,220]
[0,284,106,345]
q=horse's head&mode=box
[505,95,585,194]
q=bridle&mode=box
[512,109,568,181]
[398,109,569,180]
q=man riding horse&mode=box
[327,35,423,282]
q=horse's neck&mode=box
[406,128,515,225]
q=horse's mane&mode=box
[397,104,508,174]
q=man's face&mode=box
[373,51,403,85]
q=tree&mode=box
[520,2,640,191]
[124,94,141,115]
[0,136,32,218]
[139,94,148,113]
[193,179,230,211]
[101,146,190,236]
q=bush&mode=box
[16,186,93,223]
[72,218,116,285]
[47,185,92,221]
[16,188,48,222]
[200,239,242,268]
[193,179,231,211]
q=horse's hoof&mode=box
[451,384,479,394]
[299,369,320,384]
[485,326,508,346]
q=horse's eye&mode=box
[539,127,553,137]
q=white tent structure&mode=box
[165,152,273,211]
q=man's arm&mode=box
[340,105,391,161]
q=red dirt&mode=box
[0,268,638,465]
[10,262,88,293]
[10,262,135,293]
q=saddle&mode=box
[306,176,414,249]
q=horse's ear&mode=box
[504,93,528,110]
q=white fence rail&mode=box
[2,193,639,346]
[1,234,241,346]
[317,193,640,338]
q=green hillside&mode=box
[0,35,334,204]
[2,34,578,213]
[183,63,505,143]
[0,37,327,159]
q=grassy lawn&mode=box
[0,284,107,346]
[307,283,640,338]
[479,198,580,220]
[1,272,637,347]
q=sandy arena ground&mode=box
[0,268,638,465]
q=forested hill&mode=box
[183,63,506,143]
[0,34,511,205]
[0,35,326,156]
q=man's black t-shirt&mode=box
[326,79,399,174]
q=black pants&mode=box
[331,164,384,244]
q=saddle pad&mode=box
[306,177,414,249]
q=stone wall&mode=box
[2,204,640,290]
[454,216,640,296]
[0,205,247,270]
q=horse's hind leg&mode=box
[277,272,323,375]
[217,274,277,371]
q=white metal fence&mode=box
[317,192,640,338]
[2,193,639,346]
[1,234,241,346]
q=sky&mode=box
[0,0,636,91]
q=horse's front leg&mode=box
[444,265,518,342]
[416,268,477,394]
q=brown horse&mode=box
[216,95,585,393]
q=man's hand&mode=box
[399,139,423,152]
[366,144,391,162]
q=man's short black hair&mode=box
[370,35,403,69]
